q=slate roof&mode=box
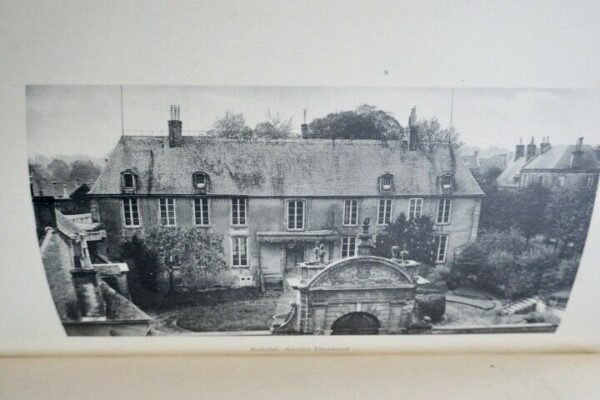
[89,136,483,197]
[496,157,528,187]
[31,180,89,199]
[461,154,479,170]
[521,145,599,171]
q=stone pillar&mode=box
[70,269,106,321]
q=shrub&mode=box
[121,234,161,292]
[416,294,446,323]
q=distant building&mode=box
[87,106,484,288]
[462,151,508,177]
[496,136,599,189]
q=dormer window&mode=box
[379,174,394,192]
[192,172,210,194]
[121,170,138,194]
[439,173,455,193]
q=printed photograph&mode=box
[27,86,599,336]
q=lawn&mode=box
[175,296,283,332]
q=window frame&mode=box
[286,199,306,231]
[434,234,449,263]
[159,197,177,226]
[122,198,141,228]
[587,174,597,188]
[436,198,452,225]
[231,197,247,226]
[121,171,137,193]
[341,236,357,258]
[342,199,359,226]
[377,198,393,226]
[193,197,210,226]
[408,198,423,219]
[231,235,249,267]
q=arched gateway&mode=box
[272,255,418,335]
[331,312,380,335]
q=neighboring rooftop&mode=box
[90,136,484,197]
[522,145,599,171]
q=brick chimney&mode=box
[70,268,106,321]
[515,137,525,161]
[570,137,585,169]
[168,105,183,147]
[526,137,537,161]
[300,108,309,138]
[408,107,418,151]
[540,136,551,154]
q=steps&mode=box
[498,297,538,315]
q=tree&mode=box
[254,112,295,139]
[514,183,551,245]
[544,187,596,255]
[68,160,101,183]
[305,104,404,140]
[121,234,161,292]
[141,226,227,290]
[47,159,71,181]
[28,162,50,187]
[417,118,462,148]
[373,213,436,264]
[208,111,254,140]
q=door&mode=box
[285,243,305,273]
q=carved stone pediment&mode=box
[309,257,415,290]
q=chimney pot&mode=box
[408,107,418,150]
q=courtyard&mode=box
[147,287,522,335]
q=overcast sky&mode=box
[26,86,600,159]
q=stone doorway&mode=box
[331,312,380,335]
[285,244,305,273]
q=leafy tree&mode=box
[68,160,101,183]
[47,159,70,181]
[254,112,295,139]
[373,213,436,264]
[28,162,50,188]
[417,118,462,148]
[514,183,552,244]
[121,234,161,292]
[305,104,404,140]
[448,242,486,288]
[142,226,227,290]
[208,111,253,140]
[544,187,596,255]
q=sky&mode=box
[26,86,600,159]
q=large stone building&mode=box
[497,137,599,189]
[87,107,484,286]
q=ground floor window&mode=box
[341,236,357,258]
[194,198,209,226]
[123,198,140,227]
[159,197,176,226]
[232,236,248,267]
[434,234,448,263]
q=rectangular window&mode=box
[194,198,209,226]
[343,199,358,225]
[287,200,305,230]
[231,197,247,226]
[434,234,448,263]
[437,198,452,224]
[123,173,135,189]
[231,236,248,267]
[377,199,392,225]
[408,198,423,219]
[587,174,597,188]
[341,237,357,258]
[159,198,176,226]
[123,198,140,227]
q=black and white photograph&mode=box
[28,85,599,336]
